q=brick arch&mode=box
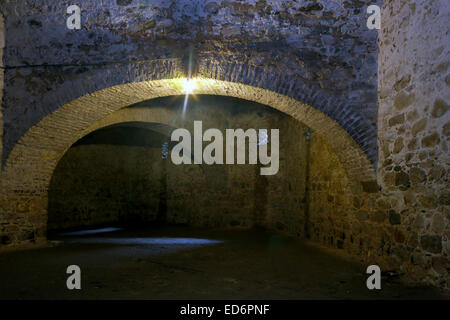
[0,78,376,245]
[196,58,378,166]
[84,108,197,161]
[2,59,378,169]
[85,107,178,135]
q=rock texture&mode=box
[0,0,448,290]
[48,96,309,232]
[0,0,379,165]
[377,0,449,289]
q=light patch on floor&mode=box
[65,237,223,246]
[59,227,123,236]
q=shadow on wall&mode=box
[48,127,171,231]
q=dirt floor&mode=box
[0,226,448,300]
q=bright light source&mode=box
[182,78,197,94]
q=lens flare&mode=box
[182,78,197,94]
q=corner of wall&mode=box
[377,0,449,289]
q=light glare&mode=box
[183,78,197,94]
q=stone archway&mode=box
[0,78,376,246]
[86,107,178,135]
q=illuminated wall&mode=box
[48,96,309,232]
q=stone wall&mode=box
[1,0,447,290]
[51,95,385,270]
[0,11,4,173]
[308,133,354,249]
[377,0,449,289]
[48,145,163,230]
[48,95,309,232]
[261,116,308,234]
[0,0,379,252]
[307,132,395,262]
[0,0,380,166]
[0,78,375,251]
[303,0,450,290]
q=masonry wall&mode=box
[157,96,309,231]
[261,117,308,234]
[307,132,393,260]
[377,0,449,289]
[48,96,309,232]
[302,0,450,290]
[48,145,162,230]
[0,11,4,173]
[0,0,380,253]
[0,0,380,167]
[308,133,354,249]
[0,0,447,291]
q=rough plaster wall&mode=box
[0,0,380,166]
[378,0,449,289]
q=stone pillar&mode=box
[378,0,449,288]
